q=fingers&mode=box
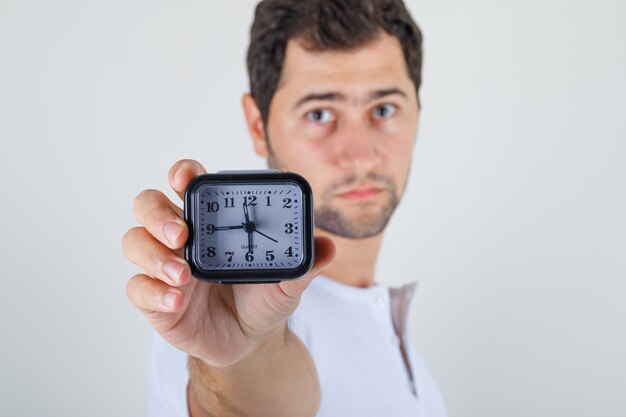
[124,159,207,321]
[126,273,185,314]
[279,236,336,298]
[133,189,187,250]
[122,226,192,287]
[131,159,206,252]
[168,159,207,201]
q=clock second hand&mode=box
[242,202,277,244]
[253,228,278,243]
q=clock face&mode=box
[193,181,306,271]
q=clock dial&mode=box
[193,182,305,271]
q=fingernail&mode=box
[162,291,177,308]
[174,168,185,188]
[164,259,185,283]
[164,222,183,245]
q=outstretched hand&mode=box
[122,159,335,367]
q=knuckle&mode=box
[125,274,144,304]
[122,227,166,271]
[122,226,146,256]
[148,207,183,242]
[155,203,182,224]
[133,189,162,215]
[133,189,170,227]
[139,242,161,269]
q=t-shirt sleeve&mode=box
[146,330,190,417]
[411,349,449,417]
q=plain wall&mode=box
[1,0,624,416]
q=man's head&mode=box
[242,0,423,239]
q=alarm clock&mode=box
[184,170,315,284]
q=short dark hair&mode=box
[246,0,423,125]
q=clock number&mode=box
[244,196,257,206]
[207,247,216,257]
[245,251,254,262]
[225,251,234,262]
[224,197,235,208]
[266,196,271,206]
[284,223,294,234]
[207,224,216,235]
[265,250,275,261]
[282,198,292,208]
[207,202,219,212]
[284,246,294,257]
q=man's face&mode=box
[251,32,420,239]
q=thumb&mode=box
[278,236,336,298]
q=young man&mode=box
[123,0,448,416]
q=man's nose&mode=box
[335,120,382,174]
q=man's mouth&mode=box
[335,186,385,201]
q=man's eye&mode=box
[306,109,333,124]
[372,103,397,120]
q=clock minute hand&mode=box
[243,202,250,223]
[248,229,254,254]
[242,203,255,254]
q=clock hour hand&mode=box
[253,228,278,243]
[207,224,244,234]
[214,225,245,231]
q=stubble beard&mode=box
[268,152,408,240]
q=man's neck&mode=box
[314,227,384,288]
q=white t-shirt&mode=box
[147,275,448,417]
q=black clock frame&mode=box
[184,171,315,284]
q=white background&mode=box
[1,0,624,416]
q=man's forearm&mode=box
[188,324,320,417]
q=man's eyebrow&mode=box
[293,88,408,110]
[294,92,347,110]
[370,88,408,101]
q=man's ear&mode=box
[242,93,270,157]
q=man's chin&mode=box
[315,223,386,240]
[314,206,394,239]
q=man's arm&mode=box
[188,324,320,417]
[123,160,334,416]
